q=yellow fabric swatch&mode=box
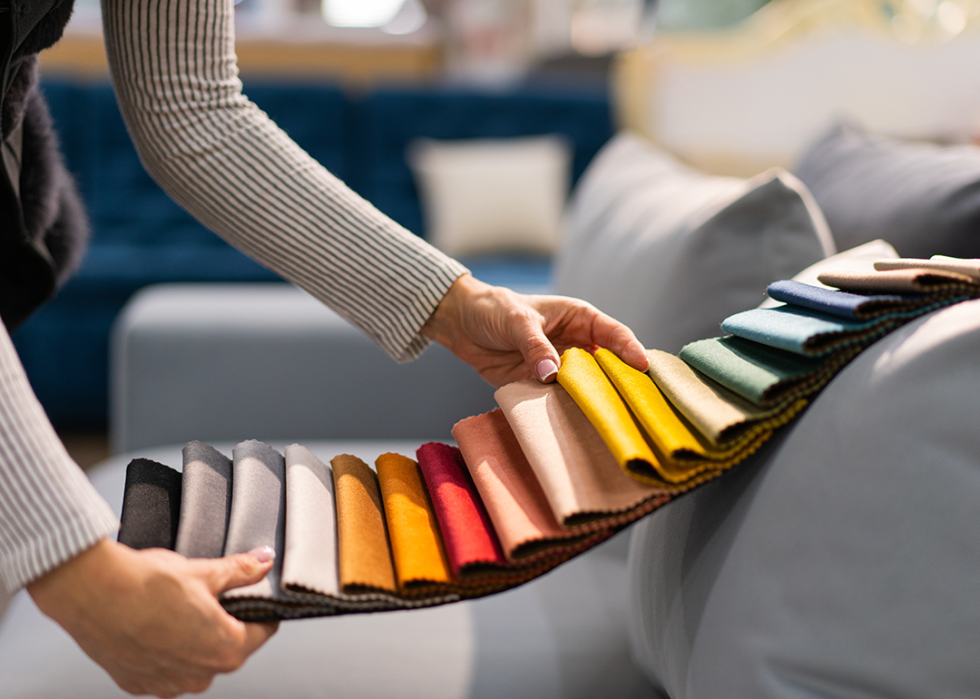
[375,453,452,589]
[331,454,397,594]
[556,347,657,475]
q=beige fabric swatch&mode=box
[818,268,979,294]
[495,379,664,527]
[874,257,980,281]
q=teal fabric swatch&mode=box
[721,306,896,356]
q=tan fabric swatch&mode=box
[331,454,397,594]
[452,409,584,561]
[874,257,980,281]
[375,453,451,589]
[281,445,339,597]
[496,379,666,527]
[818,268,979,294]
[646,348,809,446]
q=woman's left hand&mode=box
[422,274,648,388]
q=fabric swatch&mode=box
[281,445,339,598]
[766,279,937,320]
[818,268,980,295]
[331,454,397,594]
[174,441,232,559]
[452,410,584,561]
[874,256,980,281]
[646,348,808,446]
[376,452,452,590]
[720,306,897,356]
[222,441,288,601]
[118,458,181,551]
[495,379,669,527]
[556,347,658,478]
[680,336,858,407]
[414,442,505,575]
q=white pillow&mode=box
[555,132,835,354]
[408,135,572,257]
[628,298,980,698]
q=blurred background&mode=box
[25,0,980,465]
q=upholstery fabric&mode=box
[556,131,832,354]
[720,306,898,356]
[414,443,505,575]
[628,298,980,699]
[555,347,657,481]
[645,348,807,446]
[331,454,397,594]
[766,280,937,320]
[222,441,288,601]
[495,379,666,527]
[875,256,980,280]
[452,410,582,561]
[117,458,181,551]
[376,452,452,589]
[794,121,980,259]
[680,337,856,407]
[818,268,980,295]
[281,445,339,598]
[174,441,231,559]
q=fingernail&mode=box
[248,546,276,563]
[536,359,559,381]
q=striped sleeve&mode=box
[100,0,469,362]
[0,320,119,595]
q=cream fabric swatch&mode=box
[281,445,339,597]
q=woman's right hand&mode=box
[27,538,278,697]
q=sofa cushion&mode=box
[627,297,980,698]
[555,132,834,354]
[795,122,980,259]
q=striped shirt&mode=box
[0,0,468,602]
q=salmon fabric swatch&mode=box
[646,348,808,446]
[332,454,397,594]
[415,442,504,575]
[376,452,452,589]
[495,379,668,527]
[556,347,657,477]
[452,410,579,561]
[281,445,339,598]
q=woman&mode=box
[1,0,649,696]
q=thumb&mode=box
[517,316,562,383]
[195,546,276,596]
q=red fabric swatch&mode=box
[416,442,505,575]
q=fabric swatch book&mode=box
[118,258,980,621]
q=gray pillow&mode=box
[556,132,834,354]
[795,122,980,259]
[627,298,980,698]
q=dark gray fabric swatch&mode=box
[222,440,288,600]
[118,458,181,551]
[174,441,232,559]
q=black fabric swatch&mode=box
[118,458,182,550]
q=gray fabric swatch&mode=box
[281,444,340,597]
[174,441,232,559]
[222,440,288,600]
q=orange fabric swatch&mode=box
[375,453,451,589]
[452,409,583,561]
[331,454,397,594]
[556,347,659,480]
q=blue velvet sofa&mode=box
[13,80,612,429]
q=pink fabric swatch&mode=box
[452,409,576,561]
[416,442,505,575]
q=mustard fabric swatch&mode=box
[331,454,397,594]
[556,347,657,473]
[645,348,808,446]
[376,452,452,589]
[495,379,668,528]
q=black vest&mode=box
[0,0,87,331]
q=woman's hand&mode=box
[27,539,278,698]
[423,274,648,387]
